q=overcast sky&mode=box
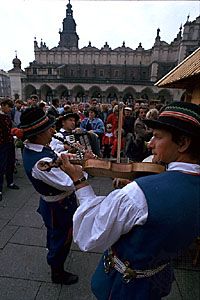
[0,0,200,71]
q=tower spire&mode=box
[156,28,160,40]
[66,0,73,17]
[59,0,79,48]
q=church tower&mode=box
[8,52,26,100]
[59,0,79,48]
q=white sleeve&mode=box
[32,157,74,191]
[73,181,148,252]
[50,136,65,153]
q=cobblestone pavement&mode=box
[0,151,199,300]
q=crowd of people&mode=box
[0,94,199,300]
[0,94,162,200]
[2,95,164,157]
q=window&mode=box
[71,69,74,76]
[48,68,52,75]
[33,68,37,75]
[141,71,147,80]
[85,70,88,77]
[99,70,104,77]
[114,70,119,77]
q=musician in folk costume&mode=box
[51,111,101,157]
[59,102,200,300]
[17,107,81,285]
[50,112,80,154]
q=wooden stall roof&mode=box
[155,47,200,89]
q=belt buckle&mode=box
[104,254,114,274]
[122,267,137,283]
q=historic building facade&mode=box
[21,1,200,103]
[0,69,11,98]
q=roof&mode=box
[155,47,200,89]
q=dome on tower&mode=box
[12,55,21,69]
[8,52,24,73]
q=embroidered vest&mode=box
[91,171,200,300]
[23,146,64,196]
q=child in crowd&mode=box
[101,124,114,158]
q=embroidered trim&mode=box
[22,117,49,132]
[160,111,200,126]
[165,106,200,121]
[20,115,47,128]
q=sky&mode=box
[0,0,200,71]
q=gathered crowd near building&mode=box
[0,1,200,298]
[0,0,199,104]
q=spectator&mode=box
[47,98,60,118]
[80,107,105,138]
[107,99,118,116]
[146,108,159,121]
[102,123,114,158]
[99,104,109,123]
[30,94,39,107]
[38,101,49,112]
[106,105,119,133]
[11,99,24,126]
[71,103,85,123]
[126,108,150,161]
[0,99,19,201]
[133,101,140,118]
[80,107,105,156]
[63,104,72,115]
[123,106,135,136]
[90,99,101,116]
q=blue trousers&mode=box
[37,192,77,269]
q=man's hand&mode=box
[74,128,83,134]
[64,144,74,152]
[60,154,84,182]
[113,178,131,189]
[84,149,97,160]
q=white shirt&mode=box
[24,142,75,202]
[73,162,200,252]
[50,128,78,155]
[50,128,68,153]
